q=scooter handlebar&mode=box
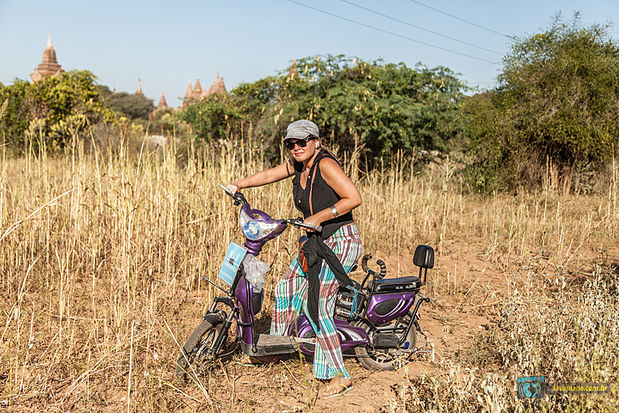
[219,185,321,231]
[361,254,386,279]
[285,218,322,233]
[218,184,247,206]
[361,254,372,273]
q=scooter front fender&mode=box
[202,312,226,325]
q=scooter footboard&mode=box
[241,334,299,357]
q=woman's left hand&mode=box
[302,215,322,232]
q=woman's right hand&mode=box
[225,183,239,194]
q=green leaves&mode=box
[465,16,619,193]
[98,85,154,121]
[179,55,466,165]
[0,71,113,153]
[302,58,465,161]
[177,94,242,142]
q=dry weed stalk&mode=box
[0,141,616,411]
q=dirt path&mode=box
[176,240,507,412]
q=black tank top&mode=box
[291,149,354,239]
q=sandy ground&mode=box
[173,238,514,412]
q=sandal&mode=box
[320,379,354,399]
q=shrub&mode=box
[0,71,114,153]
[464,16,619,193]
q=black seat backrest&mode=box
[413,245,434,269]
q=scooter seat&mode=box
[371,276,421,293]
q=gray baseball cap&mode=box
[283,119,319,141]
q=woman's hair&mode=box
[319,145,340,164]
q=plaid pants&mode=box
[270,223,362,380]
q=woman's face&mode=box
[286,137,319,163]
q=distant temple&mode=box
[157,91,168,109]
[182,70,227,107]
[136,79,144,96]
[31,34,64,83]
[208,69,227,95]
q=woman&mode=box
[226,119,362,398]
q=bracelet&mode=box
[330,205,340,218]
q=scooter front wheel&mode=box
[176,319,225,381]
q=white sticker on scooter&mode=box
[218,242,247,286]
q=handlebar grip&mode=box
[289,218,322,232]
[218,184,248,206]
[377,259,387,279]
[361,254,372,273]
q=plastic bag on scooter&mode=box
[241,254,270,293]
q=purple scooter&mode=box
[176,185,434,379]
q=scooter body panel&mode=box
[235,275,256,346]
[295,314,370,355]
[365,292,416,325]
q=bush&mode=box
[176,94,242,142]
[0,71,114,153]
[178,55,466,167]
[464,16,619,193]
[98,85,154,121]
[405,265,619,412]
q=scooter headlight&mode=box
[239,208,281,240]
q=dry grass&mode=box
[403,264,618,412]
[0,139,617,411]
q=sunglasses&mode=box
[284,136,317,150]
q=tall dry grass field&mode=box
[0,140,617,411]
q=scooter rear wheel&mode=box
[176,320,224,381]
[354,317,416,371]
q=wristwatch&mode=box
[330,205,340,218]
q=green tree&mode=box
[465,16,619,192]
[150,106,179,137]
[0,71,113,153]
[225,55,466,165]
[98,85,154,121]
[176,93,242,142]
[296,58,464,159]
[0,79,31,150]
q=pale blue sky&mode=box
[1,1,617,107]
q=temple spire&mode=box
[157,91,168,108]
[208,69,227,95]
[136,79,144,95]
[192,78,202,99]
[31,34,64,83]
[182,81,193,108]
